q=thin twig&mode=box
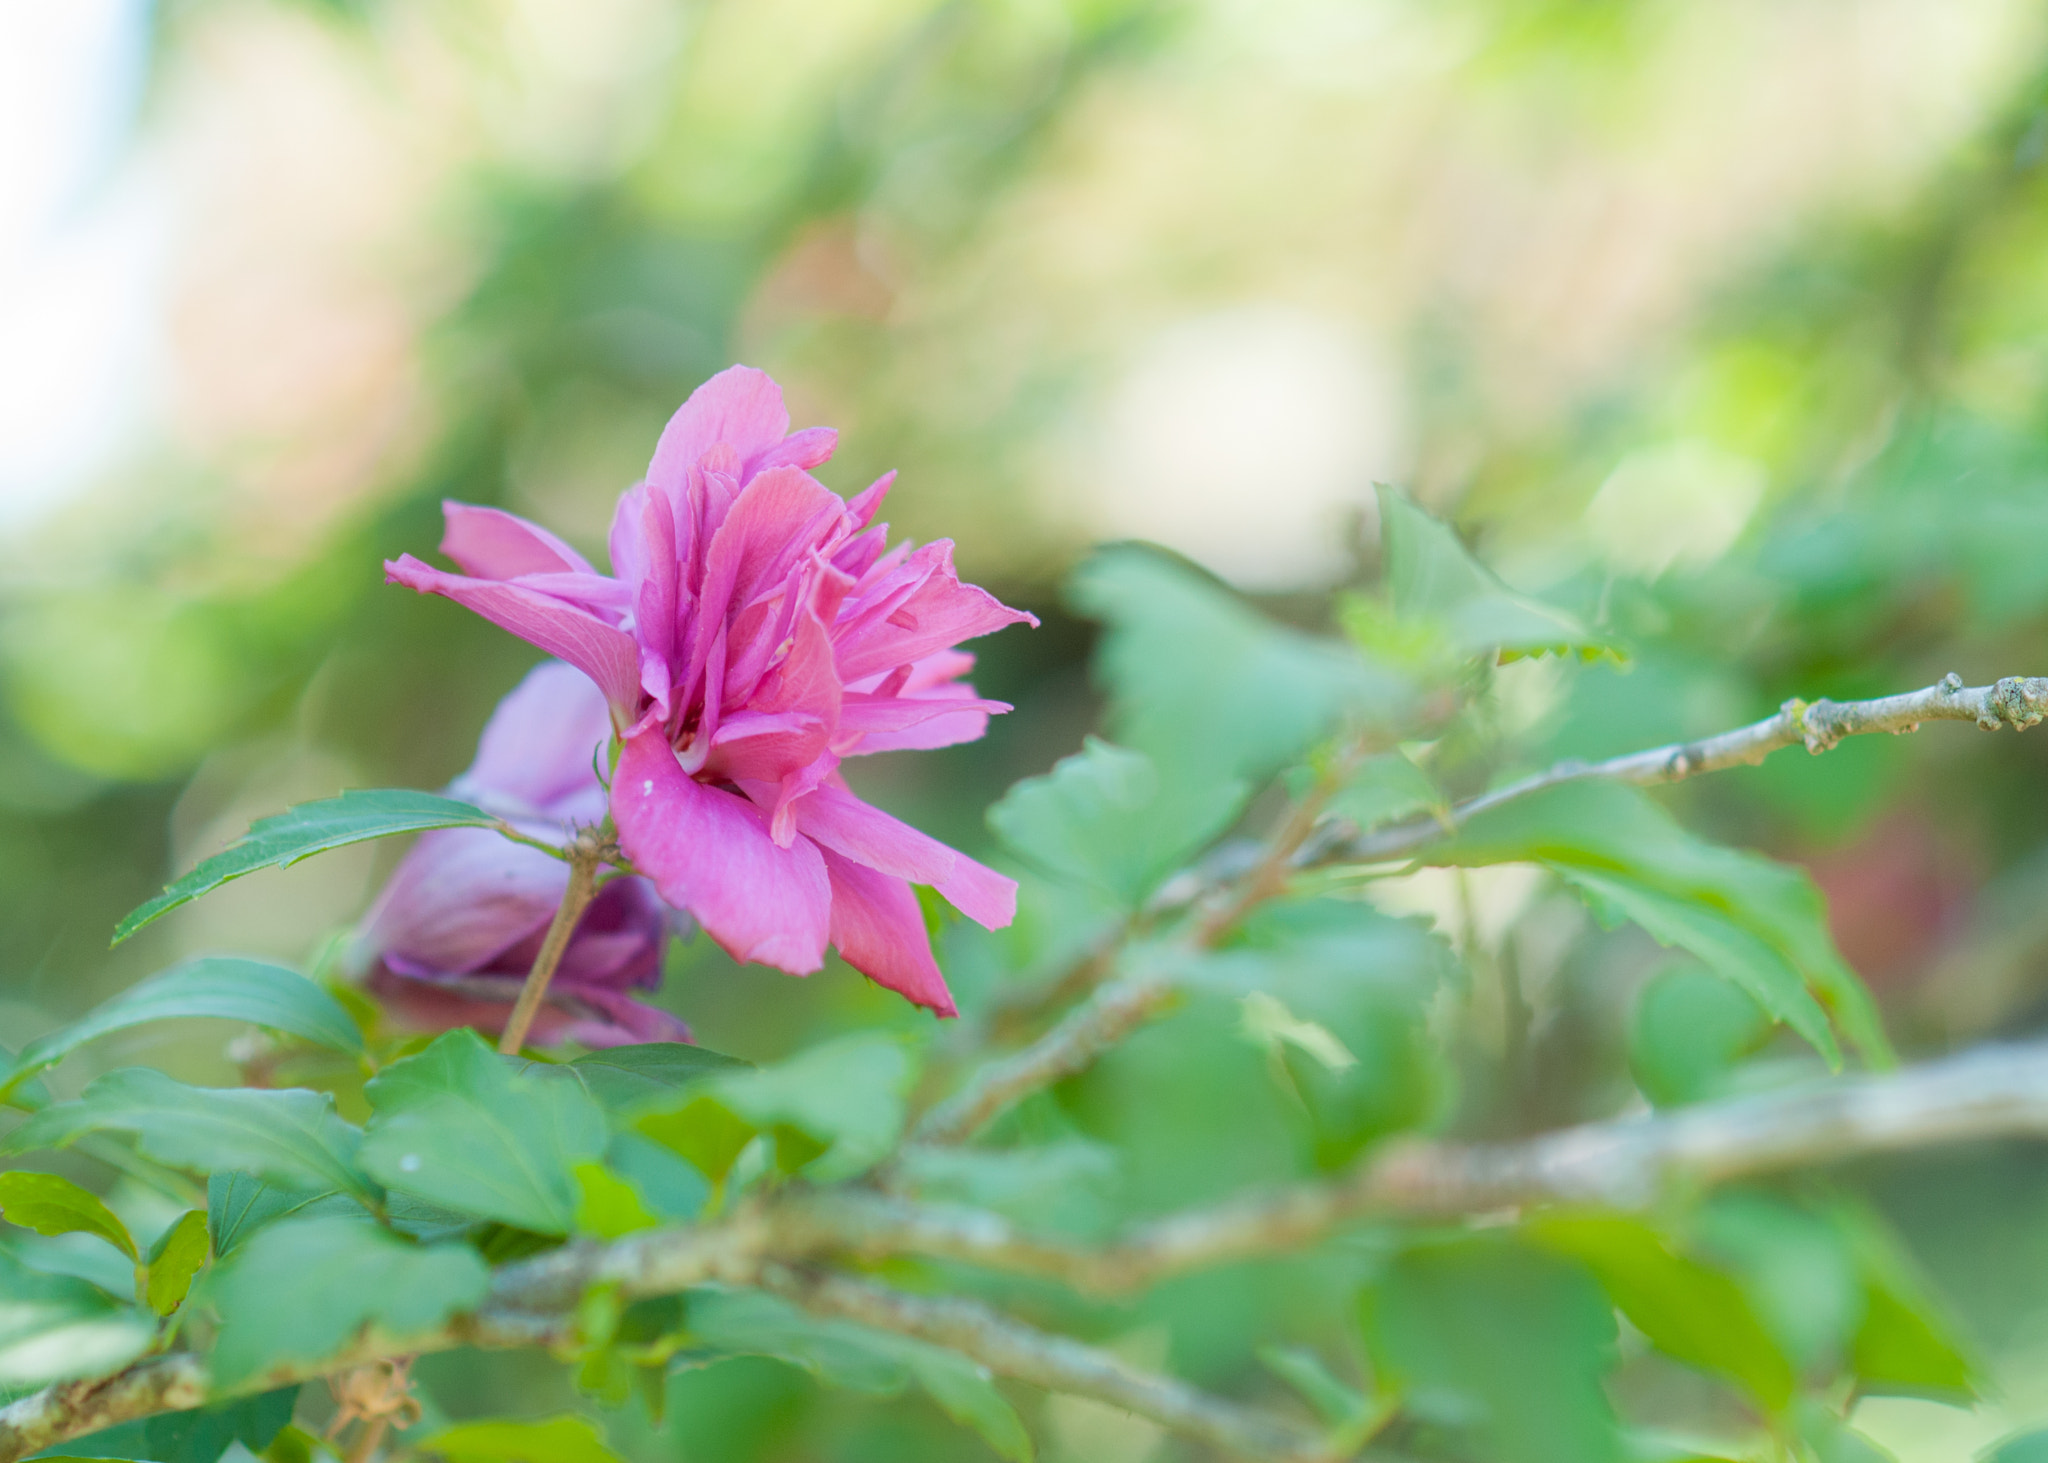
[498,836,604,1055]
[1338,672,2048,866]
[757,1266,1333,1463]
[910,971,1178,1147]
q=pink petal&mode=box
[440,502,597,579]
[362,828,567,976]
[845,704,994,754]
[791,783,1017,930]
[613,730,831,974]
[463,661,614,815]
[387,555,643,715]
[845,470,895,530]
[753,425,838,474]
[647,365,793,493]
[683,466,848,707]
[837,690,1010,739]
[821,850,956,1017]
[832,540,1038,683]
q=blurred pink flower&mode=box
[356,661,690,1048]
[386,366,1036,1014]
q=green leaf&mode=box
[1425,779,1889,1065]
[687,1287,911,1394]
[1375,487,1621,663]
[699,1033,913,1182]
[1796,1402,1899,1463]
[571,1161,659,1239]
[415,1415,626,1463]
[988,737,1244,906]
[1832,1203,1974,1400]
[1257,1345,1374,1429]
[206,1172,363,1258]
[567,1043,748,1114]
[1214,898,1451,1166]
[62,1387,305,1463]
[1629,965,1773,1108]
[1693,1192,1862,1371]
[1360,1234,1623,1463]
[1529,1212,1795,1411]
[634,1095,757,1189]
[207,1215,490,1386]
[359,1029,607,1233]
[1069,544,1411,788]
[1982,1429,2048,1463]
[114,789,500,943]
[0,1249,155,1387]
[0,957,366,1103]
[899,1347,1033,1463]
[144,1209,210,1315]
[1293,749,1443,833]
[683,1288,1031,1457]
[0,1170,137,1260]
[3,1069,375,1202]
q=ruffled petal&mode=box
[832,540,1038,683]
[821,849,956,1016]
[753,426,837,475]
[440,502,597,578]
[387,555,643,716]
[646,365,793,493]
[791,782,1017,930]
[613,730,831,974]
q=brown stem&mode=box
[497,838,603,1055]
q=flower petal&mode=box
[754,425,838,474]
[441,501,597,578]
[821,849,956,1017]
[361,828,567,976]
[647,365,793,492]
[791,782,1017,930]
[461,661,614,816]
[613,730,831,974]
[832,540,1038,683]
[387,554,643,715]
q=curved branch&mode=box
[758,1266,1332,1463]
[1341,672,2048,865]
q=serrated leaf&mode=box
[0,1170,136,1260]
[1839,1209,1975,1402]
[1425,779,1889,1065]
[144,1210,210,1315]
[1376,487,1621,663]
[206,1172,363,1258]
[207,1216,490,1386]
[1069,544,1411,788]
[0,1249,154,1387]
[415,1415,626,1463]
[359,1029,606,1233]
[1529,1212,1795,1412]
[0,957,366,1103]
[988,738,1244,906]
[567,1042,748,1114]
[114,790,500,943]
[3,1069,375,1202]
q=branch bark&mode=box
[1340,672,2048,865]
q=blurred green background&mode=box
[8,0,2048,1458]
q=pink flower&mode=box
[355,661,690,1048]
[386,366,1036,1015]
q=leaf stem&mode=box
[497,836,604,1056]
